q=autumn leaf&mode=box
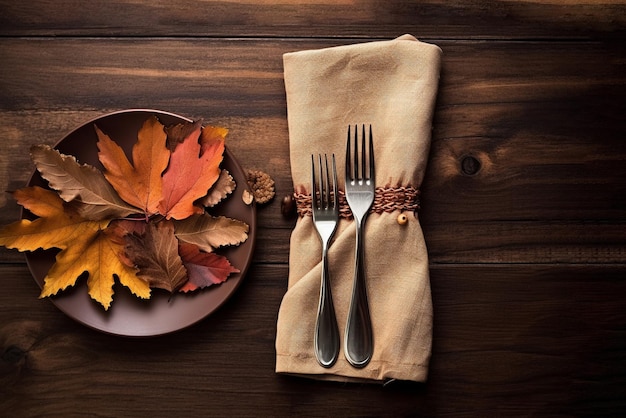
[96,117,171,217]
[158,123,226,220]
[164,119,203,151]
[199,169,236,207]
[108,218,148,240]
[124,220,188,292]
[10,184,65,218]
[107,220,145,268]
[199,124,229,154]
[0,187,93,253]
[174,213,249,253]
[0,186,143,309]
[30,144,141,221]
[43,227,148,309]
[0,116,246,311]
[104,221,151,299]
[178,242,239,292]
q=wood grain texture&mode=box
[0,0,625,416]
[0,0,624,39]
[1,39,624,263]
[1,264,625,415]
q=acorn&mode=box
[281,194,296,218]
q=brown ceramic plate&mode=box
[24,109,256,337]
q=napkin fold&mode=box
[276,35,442,383]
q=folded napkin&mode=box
[276,34,442,383]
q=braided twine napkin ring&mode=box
[294,186,420,219]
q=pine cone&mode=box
[245,169,275,204]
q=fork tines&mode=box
[311,154,338,213]
[346,124,375,185]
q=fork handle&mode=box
[344,220,374,368]
[314,245,340,368]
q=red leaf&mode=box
[158,124,225,220]
[178,242,239,292]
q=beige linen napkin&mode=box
[276,34,442,383]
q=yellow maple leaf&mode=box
[0,186,149,309]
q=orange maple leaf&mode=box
[158,124,226,220]
[96,116,170,216]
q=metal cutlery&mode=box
[343,124,375,368]
[311,154,340,368]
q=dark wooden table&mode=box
[1,1,625,416]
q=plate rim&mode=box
[23,108,257,337]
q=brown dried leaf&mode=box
[30,144,140,221]
[165,119,203,151]
[124,220,188,293]
[174,214,249,253]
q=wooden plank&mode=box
[423,220,626,263]
[4,217,624,265]
[0,0,624,39]
[429,264,626,415]
[1,263,624,415]
[1,39,624,264]
[0,1,623,415]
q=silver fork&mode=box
[344,124,375,368]
[311,154,340,368]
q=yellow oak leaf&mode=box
[0,186,148,309]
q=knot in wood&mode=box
[2,344,26,365]
[461,155,481,176]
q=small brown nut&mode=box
[397,213,409,225]
[246,169,275,204]
[242,189,254,205]
[281,194,296,218]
